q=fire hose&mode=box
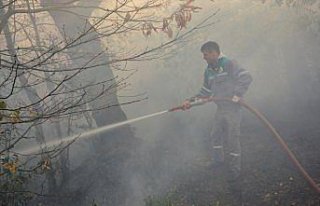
[169,96,320,194]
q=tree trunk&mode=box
[40,1,136,205]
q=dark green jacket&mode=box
[196,56,253,110]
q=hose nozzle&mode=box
[169,96,214,112]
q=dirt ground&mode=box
[147,109,320,206]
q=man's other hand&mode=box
[232,95,241,103]
[182,100,191,110]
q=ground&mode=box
[144,109,320,206]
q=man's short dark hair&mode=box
[201,41,220,54]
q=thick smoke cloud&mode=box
[114,1,320,205]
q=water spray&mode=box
[14,96,320,194]
[17,98,209,155]
[17,110,169,155]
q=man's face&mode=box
[202,50,219,65]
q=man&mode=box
[183,41,253,203]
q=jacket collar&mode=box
[218,52,226,59]
[208,52,226,69]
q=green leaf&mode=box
[0,100,6,109]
